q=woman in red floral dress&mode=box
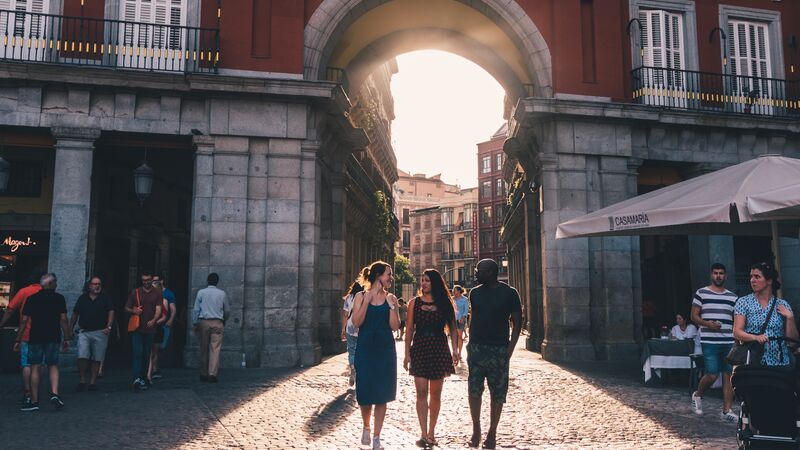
[404,269,459,448]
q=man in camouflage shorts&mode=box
[467,259,522,449]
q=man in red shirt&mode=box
[0,271,43,404]
[124,271,162,391]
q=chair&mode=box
[689,353,704,390]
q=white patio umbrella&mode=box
[556,154,800,274]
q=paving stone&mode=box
[0,337,737,449]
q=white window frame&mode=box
[481,156,491,174]
[629,0,698,72]
[117,0,188,71]
[638,8,687,106]
[0,0,52,61]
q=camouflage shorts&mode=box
[467,342,510,403]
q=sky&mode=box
[390,50,505,189]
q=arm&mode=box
[387,294,400,331]
[14,315,28,344]
[508,310,522,359]
[449,316,459,363]
[350,292,368,328]
[156,299,168,325]
[691,304,720,331]
[124,290,142,315]
[60,312,72,341]
[104,309,115,335]
[147,304,162,328]
[69,309,79,332]
[166,303,176,327]
[733,314,767,344]
[341,299,350,340]
[778,303,799,341]
[0,307,15,328]
[191,292,201,326]
[222,292,230,323]
[403,298,416,371]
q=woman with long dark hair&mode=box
[342,267,368,387]
[404,268,459,448]
[350,260,400,450]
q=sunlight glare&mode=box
[391,50,505,189]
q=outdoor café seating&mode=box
[641,338,694,385]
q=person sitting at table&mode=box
[670,313,697,340]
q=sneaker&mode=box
[372,436,383,450]
[151,371,163,380]
[50,394,64,410]
[19,394,31,405]
[20,400,39,411]
[361,427,370,445]
[691,391,703,415]
[721,410,738,423]
[76,382,86,392]
[133,377,148,391]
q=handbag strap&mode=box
[135,288,141,308]
[758,296,777,335]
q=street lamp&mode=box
[133,160,154,204]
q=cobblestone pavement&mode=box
[0,337,739,449]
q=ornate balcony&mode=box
[0,9,219,73]
[632,66,799,118]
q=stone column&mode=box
[297,141,322,366]
[48,127,100,309]
[688,235,735,293]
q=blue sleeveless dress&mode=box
[354,301,397,405]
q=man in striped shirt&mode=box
[690,263,738,422]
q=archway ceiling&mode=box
[327,0,531,90]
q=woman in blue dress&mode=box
[351,261,400,450]
[733,262,798,367]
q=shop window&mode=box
[0,161,43,197]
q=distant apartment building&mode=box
[477,124,509,281]
[393,170,460,259]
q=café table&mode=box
[641,338,694,383]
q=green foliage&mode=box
[368,190,392,247]
[394,254,415,286]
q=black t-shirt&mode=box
[74,293,113,331]
[22,290,67,344]
[469,282,521,346]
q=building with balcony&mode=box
[477,124,509,281]
[0,1,398,368]
[440,187,478,288]
[501,0,800,362]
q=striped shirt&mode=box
[692,287,737,344]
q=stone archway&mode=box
[304,0,552,98]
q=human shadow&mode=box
[303,389,358,440]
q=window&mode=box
[640,9,686,104]
[496,230,503,248]
[120,0,188,71]
[495,179,504,197]
[481,156,491,174]
[481,181,492,198]
[495,153,503,171]
[402,208,410,225]
[0,0,49,62]
[495,204,506,222]
[402,230,410,248]
[480,232,493,250]
[727,19,773,111]
[441,208,453,229]
[481,206,492,224]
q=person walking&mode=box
[192,273,229,383]
[690,263,738,421]
[453,285,469,354]
[350,261,400,450]
[14,273,72,411]
[149,273,176,380]
[404,269,459,448]
[0,270,42,405]
[342,269,366,387]
[397,298,408,341]
[69,276,114,391]
[467,259,522,449]
[124,271,163,391]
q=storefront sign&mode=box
[2,236,37,253]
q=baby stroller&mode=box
[731,337,800,449]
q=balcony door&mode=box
[118,0,187,71]
[0,0,50,61]
[727,20,773,114]
[639,9,686,107]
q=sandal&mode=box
[415,438,428,448]
[468,433,480,448]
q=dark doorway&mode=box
[640,235,692,338]
[89,136,193,369]
[733,236,773,297]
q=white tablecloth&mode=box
[642,355,691,382]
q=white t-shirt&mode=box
[670,324,697,340]
[342,293,358,337]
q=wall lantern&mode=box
[133,153,154,204]
[709,27,728,67]
[0,156,10,193]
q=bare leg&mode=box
[49,365,60,396]
[695,373,718,397]
[77,359,88,384]
[89,361,101,385]
[483,400,504,448]
[427,379,444,443]
[30,364,41,403]
[148,344,159,379]
[360,405,373,428]
[414,377,429,440]
[22,366,31,395]
[722,372,733,412]
[468,395,481,447]
[373,403,387,437]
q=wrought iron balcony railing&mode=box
[441,251,475,260]
[0,9,219,73]
[632,66,799,118]
[441,223,474,233]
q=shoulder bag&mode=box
[725,297,776,366]
[127,288,141,332]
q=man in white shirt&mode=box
[192,273,229,383]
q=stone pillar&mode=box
[298,141,322,366]
[48,127,100,309]
[317,167,346,356]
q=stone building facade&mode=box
[477,124,509,281]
